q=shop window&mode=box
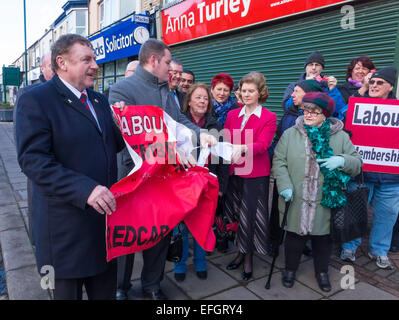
[104,0,118,28]
[120,0,139,17]
[99,1,105,29]
[76,10,87,36]
[104,77,115,91]
[116,58,128,76]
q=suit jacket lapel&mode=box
[52,75,102,134]
[87,90,106,134]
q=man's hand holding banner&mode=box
[345,97,399,174]
[106,105,219,262]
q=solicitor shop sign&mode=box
[345,97,399,174]
[162,0,351,45]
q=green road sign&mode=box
[2,66,21,86]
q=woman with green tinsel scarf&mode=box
[272,92,362,292]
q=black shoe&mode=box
[302,244,312,257]
[281,270,296,288]
[115,289,127,300]
[174,273,186,282]
[143,289,168,300]
[226,260,243,270]
[196,271,208,279]
[241,269,252,281]
[316,273,331,292]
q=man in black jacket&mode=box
[16,34,124,300]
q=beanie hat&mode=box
[304,51,325,68]
[370,66,397,86]
[296,80,323,93]
[302,92,335,118]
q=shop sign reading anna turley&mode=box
[90,14,150,64]
[162,0,352,45]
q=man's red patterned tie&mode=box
[80,93,90,111]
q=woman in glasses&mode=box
[272,92,362,292]
[340,66,399,270]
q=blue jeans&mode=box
[342,182,399,256]
[173,223,206,274]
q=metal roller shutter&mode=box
[170,0,399,119]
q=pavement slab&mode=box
[6,265,50,300]
[0,211,25,232]
[330,282,398,300]
[0,227,36,271]
[167,263,238,300]
[246,273,323,300]
[204,286,261,300]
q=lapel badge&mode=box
[67,99,72,104]
[94,98,99,103]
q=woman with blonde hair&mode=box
[223,72,277,281]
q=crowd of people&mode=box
[14,34,399,300]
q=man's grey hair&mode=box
[125,60,139,72]
[171,57,183,66]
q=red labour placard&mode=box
[106,105,218,261]
[345,97,399,174]
[162,0,351,45]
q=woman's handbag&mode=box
[330,172,370,243]
[166,224,183,263]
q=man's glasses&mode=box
[369,79,387,86]
[302,109,323,116]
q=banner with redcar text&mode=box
[106,105,219,262]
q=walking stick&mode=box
[265,200,291,289]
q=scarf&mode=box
[348,78,363,88]
[304,118,351,209]
[212,96,235,126]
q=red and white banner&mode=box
[106,105,219,261]
[162,0,351,45]
[345,97,399,174]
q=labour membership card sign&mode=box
[345,97,399,174]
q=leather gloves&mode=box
[317,156,345,171]
[280,189,293,202]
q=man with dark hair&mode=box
[13,52,54,245]
[169,58,184,109]
[15,34,124,300]
[109,38,216,300]
[179,69,195,94]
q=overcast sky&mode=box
[0,0,66,67]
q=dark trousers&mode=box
[141,232,171,292]
[285,231,332,274]
[117,254,135,292]
[53,262,117,300]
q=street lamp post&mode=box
[23,0,28,86]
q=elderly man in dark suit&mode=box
[15,34,124,300]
